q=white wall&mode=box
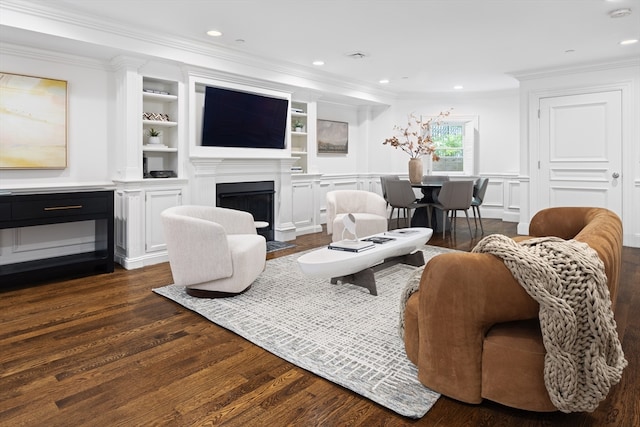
[314,102,361,174]
[0,46,113,188]
[515,59,640,247]
[0,47,115,265]
[367,91,520,176]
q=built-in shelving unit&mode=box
[142,78,180,178]
[290,101,308,173]
[112,64,187,270]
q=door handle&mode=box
[612,172,620,179]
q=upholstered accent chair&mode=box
[326,190,388,242]
[403,207,623,411]
[161,205,266,298]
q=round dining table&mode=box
[410,181,449,231]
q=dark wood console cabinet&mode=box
[0,189,114,287]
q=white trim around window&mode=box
[427,114,478,176]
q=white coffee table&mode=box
[297,227,433,296]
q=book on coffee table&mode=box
[328,240,375,252]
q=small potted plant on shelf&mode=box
[146,128,162,145]
[293,120,304,132]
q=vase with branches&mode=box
[383,110,452,182]
[382,110,451,160]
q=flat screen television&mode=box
[201,86,288,149]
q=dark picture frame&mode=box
[0,72,68,169]
[317,119,348,154]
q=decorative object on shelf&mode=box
[317,119,349,154]
[383,109,452,182]
[146,128,162,145]
[143,89,170,95]
[293,120,304,132]
[0,72,68,169]
[142,112,170,121]
[149,170,177,178]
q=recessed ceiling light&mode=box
[379,79,390,84]
[206,30,223,37]
[453,85,464,90]
[620,39,639,45]
[312,60,325,66]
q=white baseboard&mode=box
[295,224,323,238]
[517,222,530,236]
[116,251,169,270]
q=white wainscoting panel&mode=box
[292,179,321,235]
[145,189,182,253]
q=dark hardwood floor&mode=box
[1,219,638,426]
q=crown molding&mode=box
[509,56,640,82]
[0,42,108,71]
[1,0,395,105]
[397,88,520,100]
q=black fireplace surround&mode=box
[216,181,275,241]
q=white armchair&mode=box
[326,190,388,242]
[161,205,266,298]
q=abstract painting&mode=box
[0,73,68,169]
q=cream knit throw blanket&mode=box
[473,234,627,413]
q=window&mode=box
[432,122,465,172]
[424,115,477,175]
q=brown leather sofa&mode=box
[403,207,623,411]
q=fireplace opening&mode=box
[216,181,275,241]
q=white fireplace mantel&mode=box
[189,156,299,242]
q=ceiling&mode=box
[2,0,640,95]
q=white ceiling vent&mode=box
[346,51,368,59]
[609,8,632,18]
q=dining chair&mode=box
[379,175,400,207]
[471,177,489,234]
[427,180,474,238]
[421,175,450,203]
[385,179,430,228]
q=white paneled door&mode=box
[538,90,622,216]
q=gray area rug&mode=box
[266,240,296,253]
[153,245,453,418]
